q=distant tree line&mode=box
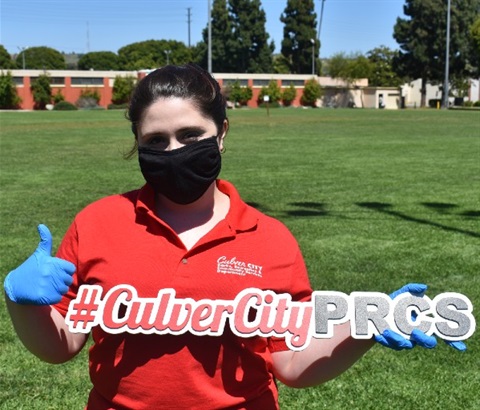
[1,0,479,106]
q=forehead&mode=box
[139,97,214,132]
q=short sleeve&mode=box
[268,248,313,353]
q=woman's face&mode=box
[137,97,226,152]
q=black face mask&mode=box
[138,136,222,205]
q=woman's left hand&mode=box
[374,283,467,351]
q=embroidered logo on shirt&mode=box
[216,256,263,278]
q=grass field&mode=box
[0,107,479,409]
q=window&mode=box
[222,79,249,87]
[71,77,104,86]
[13,77,24,85]
[253,79,273,87]
[50,77,65,85]
[281,79,305,87]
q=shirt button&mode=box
[182,258,188,264]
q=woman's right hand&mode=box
[4,224,76,305]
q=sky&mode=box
[1,0,406,59]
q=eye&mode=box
[180,131,202,142]
[144,135,168,148]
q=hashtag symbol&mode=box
[66,285,103,333]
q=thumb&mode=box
[36,224,53,255]
[394,283,427,298]
[403,283,428,296]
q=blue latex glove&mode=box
[374,283,466,351]
[4,224,76,305]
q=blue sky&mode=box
[1,0,405,58]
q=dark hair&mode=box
[127,63,227,140]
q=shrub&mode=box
[112,76,136,105]
[52,89,65,104]
[282,83,297,107]
[53,101,77,111]
[0,71,22,109]
[473,101,480,107]
[80,88,101,102]
[258,101,281,109]
[301,78,322,107]
[257,80,282,106]
[227,81,253,106]
[31,74,52,109]
[108,103,129,110]
[76,88,101,109]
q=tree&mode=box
[280,0,318,74]
[472,16,480,54]
[16,46,66,70]
[327,52,373,84]
[470,16,480,76]
[367,46,404,87]
[0,45,15,69]
[118,40,193,70]
[273,54,291,74]
[0,71,22,109]
[112,76,136,105]
[199,0,234,72]
[31,74,52,109]
[228,0,274,73]
[78,51,120,71]
[393,0,480,107]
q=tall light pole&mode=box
[17,46,27,70]
[317,0,326,74]
[442,0,451,109]
[310,39,315,75]
[187,7,192,48]
[207,0,212,73]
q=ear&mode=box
[217,119,229,152]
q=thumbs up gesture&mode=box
[4,224,76,305]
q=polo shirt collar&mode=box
[217,179,258,233]
[135,180,258,235]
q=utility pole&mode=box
[207,0,212,73]
[187,8,192,48]
[442,0,451,109]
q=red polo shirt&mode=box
[55,180,312,410]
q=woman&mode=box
[4,64,461,409]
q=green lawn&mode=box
[0,108,479,409]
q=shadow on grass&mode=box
[247,201,330,217]
[246,201,479,238]
[286,202,328,217]
[356,202,480,239]
[420,202,458,213]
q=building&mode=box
[10,69,138,110]
[400,78,480,108]
[6,68,479,110]
[7,69,369,110]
